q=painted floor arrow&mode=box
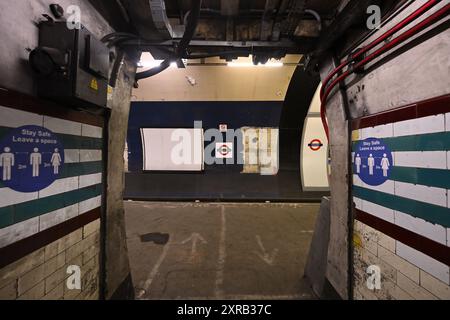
[254,235,278,266]
[181,233,207,257]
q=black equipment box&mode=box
[31,22,110,109]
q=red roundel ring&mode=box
[308,139,323,151]
[218,144,231,156]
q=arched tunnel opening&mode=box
[0,0,449,310]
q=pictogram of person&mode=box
[0,147,14,181]
[30,147,42,177]
[51,148,62,174]
[381,153,390,177]
[368,154,375,176]
[355,154,362,174]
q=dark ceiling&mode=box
[89,0,405,62]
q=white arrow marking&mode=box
[254,235,278,266]
[181,233,207,256]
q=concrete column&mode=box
[319,56,351,299]
[105,54,137,299]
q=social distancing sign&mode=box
[0,126,64,192]
[353,137,392,186]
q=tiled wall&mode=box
[0,106,103,247]
[0,105,103,300]
[352,105,450,299]
[0,220,100,300]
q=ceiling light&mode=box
[138,60,178,69]
[227,61,283,68]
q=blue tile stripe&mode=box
[352,131,450,152]
[353,185,450,228]
[389,166,450,189]
[0,184,103,229]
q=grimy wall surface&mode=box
[321,0,450,299]
[0,0,134,299]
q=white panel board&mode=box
[141,128,204,171]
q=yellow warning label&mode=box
[90,78,98,91]
[351,130,360,142]
[353,233,362,248]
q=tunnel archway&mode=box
[278,57,321,195]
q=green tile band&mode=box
[0,126,103,150]
[390,166,450,189]
[0,161,103,189]
[0,184,103,228]
[352,131,450,152]
[353,185,450,228]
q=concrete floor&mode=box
[124,201,319,300]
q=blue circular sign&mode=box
[353,137,393,186]
[0,125,64,192]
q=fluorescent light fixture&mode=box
[227,61,283,68]
[138,60,178,69]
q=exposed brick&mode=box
[45,229,82,260]
[45,254,82,294]
[354,246,397,283]
[420,270,450,300]
[397,271,437,300]
[358,228,378,256]
[381,278,413,300]
[65,231,99,263]
[377,232,396,253]
[82,255,99,276]
[18,264,45,296]
[378,246,420,283]
[0,248,44,288]
[0,280,17,300]
[43,252,66,278]
[18,281,45,300]
[82,243,100,265]
[355,285,379,300]
[42,282,64,300]
[63,287,81,300]
[83,219,100,238]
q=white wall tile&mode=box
[396,241,450,285]
[79,173,102,188]
[361,123,394,139]
[81,124,103,138]
[0,188,38,208]
[79,196,101,214]
[445,113,450,132]
[0,106,43,128]
[43,116,82,136]
[394,210,447,245]
[352,174,363,187]
[394,181,447,207]
[0,217,39,248]
[39,204,79,231]
[64,149,80,163]
[362,200,395,223]
[38,176,79,198]
[393,115,445,137]
[393,151,447,169]
[353,197,363,210]
[447,151,450,170]
[447,228,450,247]
[80,149,102,162]
[353,174,395,194]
